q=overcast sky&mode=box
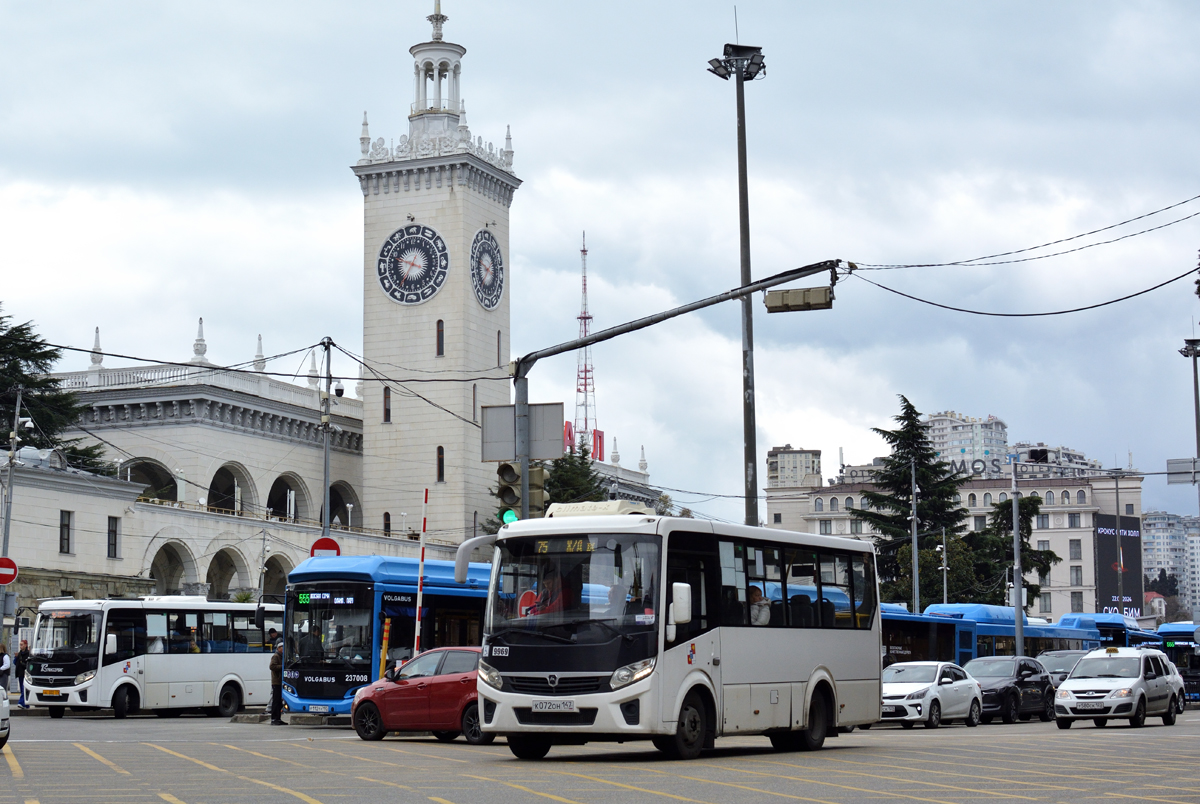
[4,1,1200,523]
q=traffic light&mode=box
[497,462,521,521]
[528,466,547,519]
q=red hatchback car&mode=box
[351,646,493,745]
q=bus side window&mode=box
[146,612,168,654]
[819,554,853,629]
[232,616,257,652]
[103,608,147,666]
[718,540,747,626]
[746,545,784,628]
[783,549,820,628]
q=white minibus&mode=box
[26,596,283,718]
[454,503,881,759]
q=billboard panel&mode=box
[1094,513,1144,618]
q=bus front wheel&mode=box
[508,735,552,760]
[112,686,138,719]
[658,692,707,760]
[48,706,65,719]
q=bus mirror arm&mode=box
[666,604,676,643]
[454,533,498,583]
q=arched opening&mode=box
[497,330,502,366]
[206,464,257,515]
[149,542,197,595]
[267,474,310,522]
[437,446,445,482]
[122,459,177,501]
[206,547,251,600]
[383,512,392,535]
[383,386,392,423]
[436,320,445,357]
[262,554,294,601]
[322,482,362,529]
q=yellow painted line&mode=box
[379,744,470,763]
[465,773,589,804]
[540,769,721,804]
[707,761,1006,804]
[740,757,1043,800]
[612,763,907,804]
[74,742,131,775]
[157,795,187,804]
[219,744,414,791]
[144,743,325,804]
[429,799,457,804]
[4,745,23,779]
[818,755,1085,793]
[24,799,39,804]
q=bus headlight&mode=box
[478,661,503,690]
[74,670,96,686]
[610,658,655,690]
[24,671,32,686]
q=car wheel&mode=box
[858,723,872,730]
[0,733,7,750]
[661,692,708,759]
[1129,697,1146,728]
[1163,697,1178,726]
[1093,718,1107,727]
[965,699,981,728]
[215,683,240,718]
[48,706,65,719]
[799,691,828,751]
[461,702,495,746]
[508,735,552,760]
[924,700,941,729]
[1178,695,1187,715]
[901,721,915,730]
[1039,696,1055,722]
[1001,696,1019,724]
[1056,718,1072,730]
[432,731,459,742]
[112,686,137,720]
[980,714,993,725]
[353,702,386,741]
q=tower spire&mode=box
[428,0,448,41]
[574,232,596,455]
[254,334,266,372]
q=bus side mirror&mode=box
[254,606,265,630]
[672,583,692,625]
[105,634,117,656]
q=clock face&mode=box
[377,225,449,305]
[469,228,504,311]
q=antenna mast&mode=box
[574,232,597,455]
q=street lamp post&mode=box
[1180,338,1200,515]
[709,44,766,527]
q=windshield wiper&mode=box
[489,626,575,645]
[1095,673,1125,678]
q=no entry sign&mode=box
[310,537,340,558]
[0,557,17,585]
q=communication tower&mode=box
[574,232,596,454]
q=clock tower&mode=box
[353,2,520,543]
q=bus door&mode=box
[661,532,722,725]
[102,608,147,704]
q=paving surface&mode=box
[2,708,1198,803]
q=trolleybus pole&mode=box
[413,487,429,657]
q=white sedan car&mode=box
[879,661,983,729]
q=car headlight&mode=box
[905,687,930,700]
[1056,689,1071,699]
[478,661,503,690]
[1108,688,1133,699]
[610,658,656,690]
[74,670,96,686]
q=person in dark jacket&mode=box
[14,640,30,708]
[269,640,284,725]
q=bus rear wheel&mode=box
[798,690,828,750]
[508,735,552,760]
[211,683,240,718]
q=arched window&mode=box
[383,386,391,423]
[814,498,824,512]
[1046,491,1055,505]
[1077,490,1086,505]
[1016,492,1023,500]
[984,493,992,506]
[999,493,1008,503]
[383,512,391,535]
[829,497,839,512]
[497,330,502,367]
[845,497,854,509]
[954,493,961,504]
[472,384,477,422]
[436,320,445,357]
[968,493,977,507]
[436,446,445,482]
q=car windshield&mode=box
[965,659,1015,678]
[1069,656,1141,679]
[882,664,937,684]
[488,532,660,645]
[32,610,102,662]
[1039,654,1083,673]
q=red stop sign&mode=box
[0,557,17,585]
[310,537,341,558]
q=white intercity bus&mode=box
[25,596,283,719]
[454,502,882,759]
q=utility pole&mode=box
[1114,470,1124,617]
[1181,339,1200,516]
[258,527,268,602]
[320,339,333,539]
[911,460,919,614]
[940,527,948,605]
[2,387,24,650]
[1011,454,1024,656]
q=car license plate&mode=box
[308,705,330,713]
[882,705,899,715]
[1075,702,1103,710]
[531,699,577,713]
[41,689,61,697]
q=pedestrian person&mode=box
[0,644,10,698]
[269,639,285,725]
[14,640,29,709]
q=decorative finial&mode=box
[639,445,648,473]
[307,351,319,388]
[611,437,620,465]
[355,362,365,399]
[190,317,210,364]
[90,327,104,367]
[428,0,447,41]
[359,112,370,164]
[254,334,265,372]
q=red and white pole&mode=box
[413,487,429,657]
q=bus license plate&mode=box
[41,690,61,697]
[308,705,330,713]
[1075,702,1103,710]
[531,699,576,713]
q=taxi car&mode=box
[1054,646,1179,729]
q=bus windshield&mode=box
[285,583,373,668]
[1070,656,1141,679]
[32,610,102,664]
[488,533,660,645]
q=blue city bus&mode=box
[1060,612,1162,648]
[881,604,976,667]
[281,555,490,716]
[1158,621,1200,703]
[925,604,1101,657]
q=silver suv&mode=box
[1054,646,1179,729]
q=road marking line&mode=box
[217,743,415,791]
[4,745,23,779]
[465,773,588,804]
[741,757,1043,800]
[144,743,325,804]
[617,763,926,804]
[157,794,187,804]
[429,799,457,804]
[74,742,131,775]
[24,799,39,804]
[539,769,721,804]
[379,745,470,763]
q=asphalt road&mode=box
[3,710,1198,804]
